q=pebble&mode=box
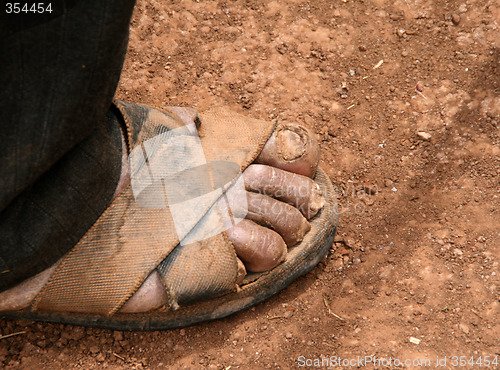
[363,183,378,195]
[96,353,106,362]
[285,332,293,339]
[459,323,470,334]
[362,197,375,206]
[21,342,38,356]
[358,45,367,52]
[173,344,184,352]
[113,331,123,342]
[417,131,432,140]
[89,344,99,354]
[409,337,421,345]
[451,14,461,25]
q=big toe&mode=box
[255,122,320,178]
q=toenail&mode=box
[277,126,308,161]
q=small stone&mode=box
[358,45,367,52]
[459,323,470,334]
[327,126,337,137]
[401,50,408,57]
[65,327,85,341]
[21,342,38,356]
[173,344,184,352]
[451,14,460,25]
[96,353,106,362]
[113,331,123,342]
[417,131,432,140]
[285,332,293,339]
[89,344,99,354]
[362,197,374,206]
[179,328,186,336]
[363,183,378,195]
[453,248,463,256]
[390,13,400,21]
[56,337,68,347]
[409,337,421,344]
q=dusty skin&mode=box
[1,0,499,368]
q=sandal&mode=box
[0,102,339,330]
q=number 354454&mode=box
[6,3,53,13]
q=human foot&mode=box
[0,106,323,315]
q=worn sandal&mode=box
[1,102,339,330]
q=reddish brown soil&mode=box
[1,0,499,368]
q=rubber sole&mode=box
[1,167,338,330]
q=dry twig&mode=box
[113,353,126,361]
[322,294,345,321]
[0,331,26,340]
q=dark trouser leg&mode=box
[0,0,136,291]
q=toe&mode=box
[226,219,287,272]
[120,271,168,313]
[255,122,320,178]
[244,164,324,219]
[245,192,311,246]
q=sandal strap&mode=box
[32,104,276,315]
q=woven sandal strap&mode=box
[33,105,275,315]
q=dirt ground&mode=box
[1,0,499,368]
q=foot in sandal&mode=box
[0,103,338,330]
